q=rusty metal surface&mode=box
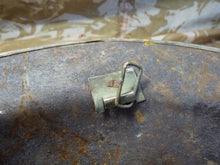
[0,41,219,164]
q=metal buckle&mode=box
[89,62,145,113]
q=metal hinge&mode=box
[89,62,145,113]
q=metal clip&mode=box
[89,62,145,113]
[115,62,143,108]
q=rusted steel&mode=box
[90,62,145,112]
[106,80,120,88]
[0,41,219,164]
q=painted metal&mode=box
[89,62,145,113]
[0,41,219,164]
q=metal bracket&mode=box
[89,62,145,113]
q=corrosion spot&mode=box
[77,146,88,155]
[144,41,155,45]
[3,68,9,75]
[157,59,161,64]
[78,34,85,39]
[172,67,177,71]
[180,71,184,74]
[134,109,146,123]
[106,80,120,88]
[53,50,61,57]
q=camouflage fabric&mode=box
[0,0,220,53]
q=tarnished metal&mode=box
[115,62,143,109]
[89,64,145,113]
[106,80,120,88]
[1,39,220,58]
[0,41,220,164]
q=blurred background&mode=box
[0,0,220,53]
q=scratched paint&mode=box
[0,42,219,164]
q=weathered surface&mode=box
[0,41,219,165]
